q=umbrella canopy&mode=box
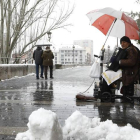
[35,40,52,47]
[87,7,140,40]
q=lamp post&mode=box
[47,31,52,42]
[73,45,75,65]
[108,45,110,62]
[53,46,55,52]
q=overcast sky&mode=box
[51,0,140,54]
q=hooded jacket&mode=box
[42,49,54,66]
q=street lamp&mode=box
[47,31,52,42]
[108,45,110,62]
[73,45,75,65]
[53,46,55,52]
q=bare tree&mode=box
[0,0,74,63]
[128,10,140,44]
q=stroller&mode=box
[93,48,140,104]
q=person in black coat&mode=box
[33,46,44,79]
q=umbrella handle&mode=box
[101,45,105,51]
[102,18,117,50]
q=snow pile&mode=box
[63,110,100,139]
[15,108,63,140]
[63,111,140,140]
[16,108,140,140]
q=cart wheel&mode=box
[101,92,111,102]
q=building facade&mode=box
[73,40,93,64]
[54,45,86,65]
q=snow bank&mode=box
[16,109,140,140]
[15,108,63,140]
[63,111,140,140]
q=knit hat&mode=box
[120,36,131,44]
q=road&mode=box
[0,66,140,139]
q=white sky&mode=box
[52,0,140,54]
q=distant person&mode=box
[33,46,44,79]
[42,46,54,79]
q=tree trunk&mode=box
[0,0,4,64]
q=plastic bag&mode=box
[89,61,100,78]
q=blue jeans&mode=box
[36,64,44,78]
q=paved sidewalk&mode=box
[0,66,140,139]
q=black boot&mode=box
[101,79,112,93]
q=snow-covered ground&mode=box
[16,108,140,140]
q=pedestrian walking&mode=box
[33,46,44,79]
[42,46,54,79]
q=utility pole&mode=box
[108,45,110,62]
[73,45,75,65]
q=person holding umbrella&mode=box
[42,45,54,79]
[101,36,140,97]
[118,36,139,96]
[86,8,140,99]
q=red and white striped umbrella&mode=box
[87,7,140,40]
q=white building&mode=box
[73,40,93,64]
[54,50,60,64]
[54,45,86,65]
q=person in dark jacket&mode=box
[33,46,44,79]
[101,36,139,97]
[42,46,54,79]
[119,36,139,96]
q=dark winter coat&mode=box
[33,47,43,65]
[42,50,54,66]
[120,44,139,86]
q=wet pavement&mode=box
[0,66,140,139]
